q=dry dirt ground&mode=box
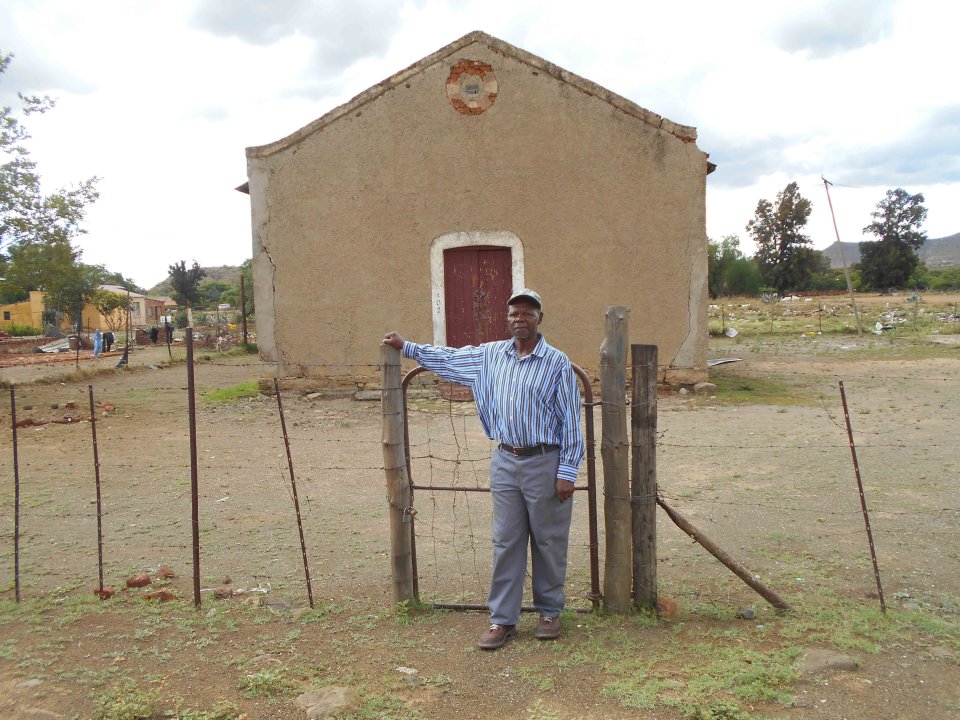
[0,332,958,720]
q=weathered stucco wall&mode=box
[247,33,708,385]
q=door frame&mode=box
[430,231,525,346]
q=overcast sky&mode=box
[2,0,957,289]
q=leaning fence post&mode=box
[186,328,201,608]
[381,344,414,605]
[88,385,106,599]
[839,380,886,613]
[631,344,657,610]
[600,306,631,612]
[273,378,315,608]
[10,385,21,602]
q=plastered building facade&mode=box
[243,31,711,386]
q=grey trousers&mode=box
[488,446,573,625]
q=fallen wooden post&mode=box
[656,496,792,611]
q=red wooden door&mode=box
[444,246,512,347]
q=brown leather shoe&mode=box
[477,623,516,650]
[535,615,561,640]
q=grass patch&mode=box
[202,380,260,403]
[237,668,300,698]
[708,371,813,406]
[93,680,163,720]
[603,643,798,718]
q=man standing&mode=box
[383,289,584,650]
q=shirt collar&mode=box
[503,333,547,358]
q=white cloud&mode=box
[1,0,958,287]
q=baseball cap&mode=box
[507,289,542,309]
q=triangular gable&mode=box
[246,30,697,160]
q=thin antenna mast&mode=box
[822,177,863,336]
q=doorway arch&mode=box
[429,231,525,346]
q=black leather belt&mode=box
[498,443,560,457]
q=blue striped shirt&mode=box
[403,334,584,482]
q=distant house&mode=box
[96,285,167,330]
[0,286,169,334]
[241,31,713,385]
[0,291,47,330]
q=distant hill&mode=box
[147,265,241,296]
[822,232,960,269]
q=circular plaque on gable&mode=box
[446,60,498,115]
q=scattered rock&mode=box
[678,387,689,395]
[15,678,43,689]
[50,403,59,409]
[656,597,678,618]
[306,392,323,400]
[22,405,33,410]
[902,602,922,612]
[693,382,717,396]
[930,646,954,660]
[242,595,263,607]
[126,573,152,588]
[214,587,235,599]
[156,566,176,579]
[206,608,217,619]
[736,607,756,620]
[222,576,232,585]
[264,596,294,611]
[100,401,116,412]
[296,687,358,719]
[800,648,858,674]
[64,401,76,409]
[143,590,179,602]
[93,587,115,600]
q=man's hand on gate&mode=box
[556,479,575,503]
[383,332,404,350]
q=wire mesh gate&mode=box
[401,364,600,613]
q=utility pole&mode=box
[822,177,863,336]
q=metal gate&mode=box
[401,363,600,612]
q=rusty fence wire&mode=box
[0,351,957,617]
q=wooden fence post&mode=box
[631,344,657,610]
[600,306,631,612]
[381,344,415,605]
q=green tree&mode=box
[724,257,763,296]
[707,235,742,298]
[746,182,816,295]
[0,52,99,303]
[92,289,129,332]
[100,271,144,294]
[859,188,927,290]
[168,260,206,309]
[198,278,233,308]
[217,259,255,316]
[708,235,764,297]
[45,263,105,332]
